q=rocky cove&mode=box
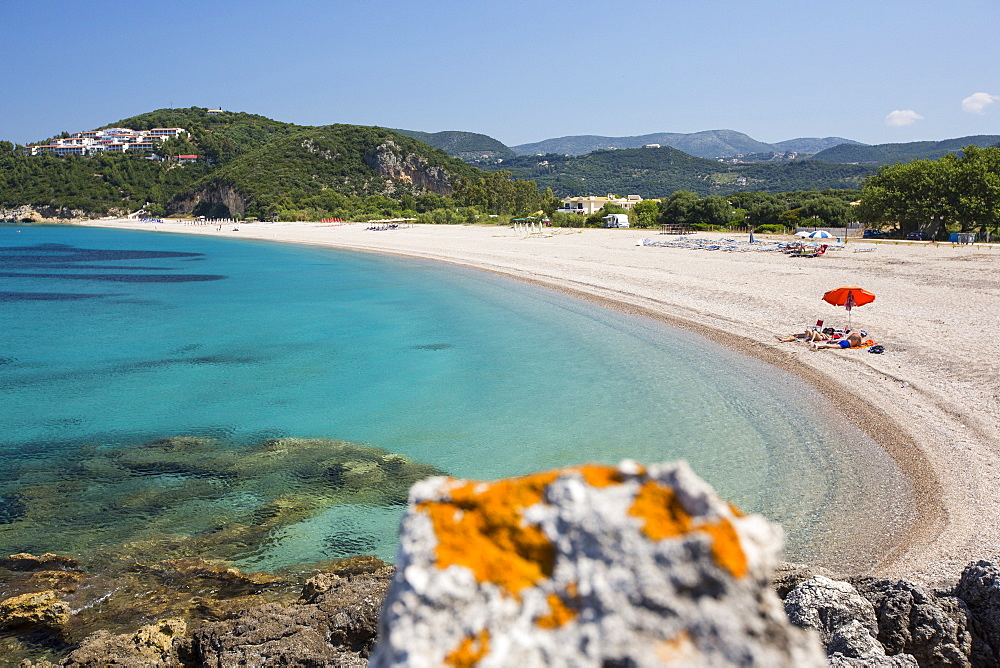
[2,458,999,667]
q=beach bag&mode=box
[868,345,885,354]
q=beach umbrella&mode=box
[794,231,812,238]
[822,286,875,331]
[808,230,834,239]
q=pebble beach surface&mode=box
[76,220,1000,583]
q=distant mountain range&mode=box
[810,135,1000,165]
[509,131,864,159]
[405,128,1000,168]
[489,146,875,198]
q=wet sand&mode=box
[76,220,1000,583]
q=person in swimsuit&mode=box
[811,329,869,350]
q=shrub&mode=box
[754,224,786,235]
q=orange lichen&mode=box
[628,481,694,540]
[577,464,626,488]
[445,629,491,668]
[699,517,747,578]
[655,630,698,662]
[535,591,579,629]
[629,480,748,578]
[418,471,559,597]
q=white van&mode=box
[602,213,630,228]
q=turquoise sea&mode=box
[0,225,915,571]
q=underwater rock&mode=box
[0,553,81,571]
[371,460,825,667]
[3,435,444,574]
[0,590,70,630]
[133,557,283,589]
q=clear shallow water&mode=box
[0,225,915,571]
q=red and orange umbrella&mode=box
[822,286,875,331]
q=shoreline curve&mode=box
[68,220,1000,583]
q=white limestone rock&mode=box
[370,460,825,667]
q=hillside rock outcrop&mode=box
[371,460,826,667]
[168,180,247,217]
[363,141,457,194]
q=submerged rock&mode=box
[371,460,825,667]
[0,553,80,572]
[3,436,445,571]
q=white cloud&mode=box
[962,92,1000,114]
[885,110,925,127]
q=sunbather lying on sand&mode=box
[811,330,871,350]
[777,328,834,342]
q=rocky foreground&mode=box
[2,462,1000,666]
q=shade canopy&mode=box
[822,286,875,330]
[822,286,876,308]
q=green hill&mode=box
[171,124,481,219]
[1,109,488,220]
[811,135,1000,164]
[393,129,516,163]
[491,147,874,197]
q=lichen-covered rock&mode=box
[60,617,188,667]
[954,559,1000,666]
[853,577,972,667]
[0,590,70,629]
[785,576,880,647]
[371,460,825,667]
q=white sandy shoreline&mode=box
[73,219,1000,583]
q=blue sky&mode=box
[1,0,997,147]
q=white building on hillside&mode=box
[23,126,189,157]
[557,194,650,215]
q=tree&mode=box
[689,195,734,227]
[798,196,850,226]
[658,190,699,225]
[859,146,1000,238]
[746,199,785,227]
[631,199,660,228]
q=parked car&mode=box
[862,229,888,239]
[906,232,927,240]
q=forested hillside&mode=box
[173,124,483,220]
[393,130,516,163]
[492,147,875,197]
[1,108,553,221]
[811,135,1000,165]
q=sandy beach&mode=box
[76,219,1000,583]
